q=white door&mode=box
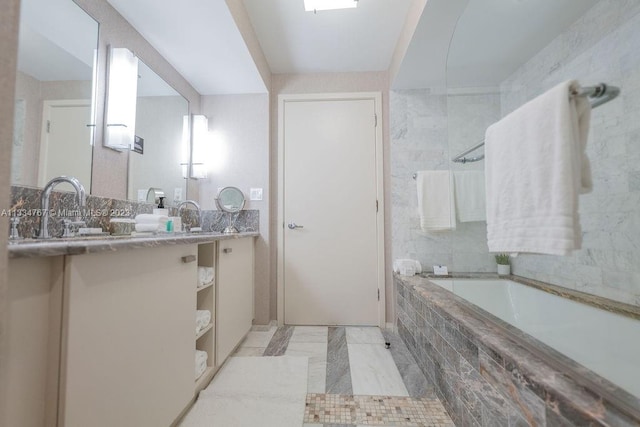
[280,95,383,326]
[39,100,92,188]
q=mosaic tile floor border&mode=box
[304,393,454,426]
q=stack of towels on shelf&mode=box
[195,350,208,380]
[134,214,168,232]
[415,170,486,232]
[196,310,211,334]
[197,266,215,288]
[393,259,422,277]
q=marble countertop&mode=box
[8,231,259,258]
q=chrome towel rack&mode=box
[449,83,621,164]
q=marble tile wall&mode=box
[394,275,639,426]
[6,185,258,238]
[390,89,500,273]
[500,0,640,306]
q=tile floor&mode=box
[184,326,454,427]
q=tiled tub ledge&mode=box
[394,274,640,426]
[7,231,258,258]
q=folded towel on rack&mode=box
[197,267,214,287]
[416,170,456,231]
[196,310,211,334]
[453,171,486,222]
[195,350,208,380]
[485,80,592,255]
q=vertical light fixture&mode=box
[304,0,358,12]
[181,115,190,178]
[190,114,209,179]
[104,46,138,151]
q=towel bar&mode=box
[450,83,621,164]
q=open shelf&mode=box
[196,323,213,340]
[196,281,214,292]
[195,366,214,389]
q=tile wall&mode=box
[500,0,640,306]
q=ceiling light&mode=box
[304,0,358,12]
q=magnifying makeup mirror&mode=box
[215,186,245,234]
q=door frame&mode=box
[38,99,91,187]
[277,92,385,327]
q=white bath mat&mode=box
[179,356,308,427]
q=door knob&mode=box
[287,223,304,230]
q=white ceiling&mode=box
[242,0,411,74]
[394,0,600,89]
[106,0,267,95]
[107,0,601,94]
[17,0,98,81]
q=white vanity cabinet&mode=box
[59,245,197,427]
[216,237,255,364]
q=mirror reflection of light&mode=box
[104,46,138,150]
[181,115,190,178]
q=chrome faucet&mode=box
[176,200,202,231]
[38,176,87,239]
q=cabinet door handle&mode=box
[222,248,232,254]
[181,255,197,263]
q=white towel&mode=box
[195,350,208,379]
[134,214,168,224]
[197,267,215,287]
[196,310,211,334]
[416,170,456,231]
[485,80,592,256]
[453,171,486,222]
[393,259,422,274]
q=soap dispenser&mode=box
[153,197,169,216]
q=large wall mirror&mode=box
[12,0,98,191]
[127,60,189,206]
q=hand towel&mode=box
[416,170,456,231]
[195,350,208,379]
[197,267,215,287]
[196,310,211,334]
[393,259,422,274]
[134,214,168,224]
[485,80,591,255]
[453,171,486,222]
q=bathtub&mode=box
[394,274,640,426]
[429,278,640,399]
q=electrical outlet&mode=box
[137,189,147,203]
[249,188,263,201]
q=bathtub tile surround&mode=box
[394,274,640,426]
[8,185,258,238]
[499,0,640,306]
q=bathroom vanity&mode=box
[6,232,256,427]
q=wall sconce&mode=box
[104,45,138,151]
[190,114,209,179]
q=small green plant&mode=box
[495,253,510,265]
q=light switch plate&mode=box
[249,188,263,201]
[137,189,147,203]
[433,265,449,275]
